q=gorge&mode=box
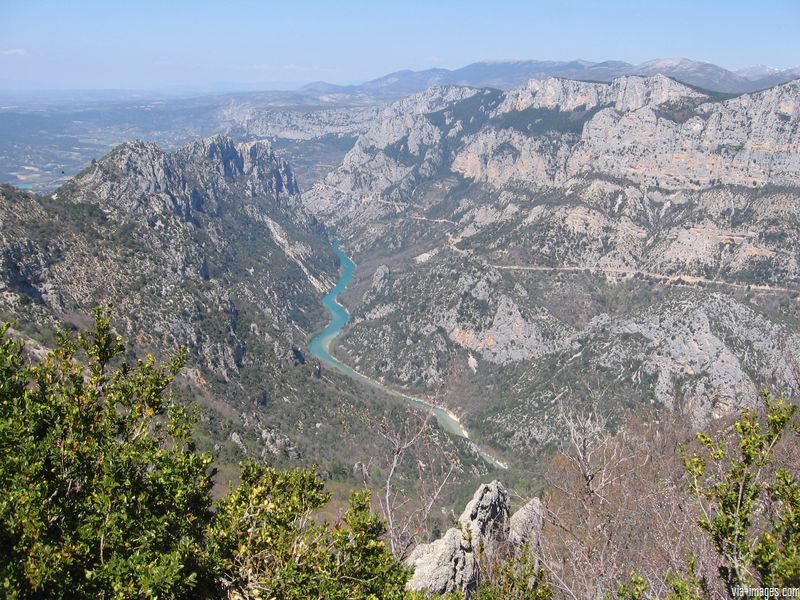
[308,240,508,468]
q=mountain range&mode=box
[2,68,799,473]
[302,57,800,98]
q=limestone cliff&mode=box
[300,76,800,455]
[307,76,800,231]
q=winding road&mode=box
[489,263,798,294]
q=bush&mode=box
[681,392,799,591]
[0,312,213,597]
[0,310,408,599]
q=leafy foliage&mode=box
[0,310,409,599]
[681,392,800,591]
[474,543,552,600]
[209,463,409,599]
[606,572,648,600]
[664,556,709,600]
[0,310,213,598]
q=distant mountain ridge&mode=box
[5,57,798,194]
[302,57,800,98]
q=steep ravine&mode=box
[308,241,508,470]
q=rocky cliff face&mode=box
[65,135,302,223]
[304,85,489,227]
[307,76,800,230]
[301,76,800,458]
[459,77,800,191]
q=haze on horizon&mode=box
[1,0,798,92]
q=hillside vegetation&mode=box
[2,313,797,598]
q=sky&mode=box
[1,0,798,91]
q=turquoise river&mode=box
[308,240,506,469]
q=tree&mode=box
[0,311,409,599]
[602,393,799,599]
[538,403,706,598]
[208,462,409,599]
[370,408,454,559]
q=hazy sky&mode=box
[1,0,798,91]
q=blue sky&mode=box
[1,0,798,90]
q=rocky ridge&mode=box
[217,104,381,141]
[459,78,800,191]
[304,58,800,99]
[407,481,543,596]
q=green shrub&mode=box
[681,392,799,592]
[0,310,409,599]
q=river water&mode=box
[308,241,506,469]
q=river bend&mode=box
[308,241,506,469]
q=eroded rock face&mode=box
[407,481,543,596]
[456,77,800,191]
[305,75,800,232]
[345,258,571,377]
[509,498,544,547]
[495,74,705,114]
[304,86,487,225]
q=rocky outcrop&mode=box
[575,292,800,422]
[509,498,545,547]
[495,74,705,114]
[344,257,571,384]
[64,135,307,223]
[406,481,543,596]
